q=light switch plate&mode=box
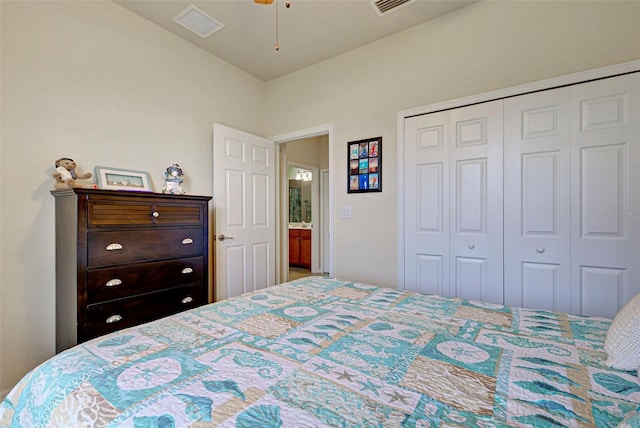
[340,205,352,219]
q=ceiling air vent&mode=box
[370,0,416,17]
[172,5,224,39]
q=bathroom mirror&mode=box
[289,166,312,224]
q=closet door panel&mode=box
[449,101,503,304]
[522,151,560,234]
[571,74,640,317]
[417,254,444,295]
[418,163,444,232]
[456,158,486,234]
[522,262,561,312]
[580,144,625,236]
[580,266,625,319]
[404,112,450,296]
[455,257,487,302]
[504,88,572,312]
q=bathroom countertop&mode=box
[288,223,312,230]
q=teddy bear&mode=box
[52,158,92,190]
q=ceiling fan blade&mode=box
[254,0,274,4]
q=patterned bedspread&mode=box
[1,277,639,427]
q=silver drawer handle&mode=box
[106,279,122,287]
[106,243,123,251]
[181,296,193,304]
[181,267,193,274]
[106,314,122,324]
[536,247,545,254]
[468,243,475,249]
[182,238,194,245]
[152,211,160,218]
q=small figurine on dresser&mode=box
[163,163,185,194]
[52,158,93,190]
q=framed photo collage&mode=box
[348,136,381,193]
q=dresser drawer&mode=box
[88,198,205,228]
[85,284,205,340]
[88,228,204,267]
[87,257,204,304]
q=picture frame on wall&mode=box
[95,166,152,192]
[347,136,381,193]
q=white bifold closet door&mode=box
[503,87,573,313]
[404,101,504,304]
[404,72,639,317]
[504,73,640,318]
[569,75,640,317]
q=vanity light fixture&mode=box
[295,169,312,181]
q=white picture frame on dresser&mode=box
[94,166,152,192]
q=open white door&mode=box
[213,124,276,301]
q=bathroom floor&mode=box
[288,267,328,282]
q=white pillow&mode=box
[605,293,640,371]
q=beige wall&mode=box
[286,135,329,170]
[0,1,265,391]
[265,0,640,288]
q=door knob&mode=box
[218,234,234,241]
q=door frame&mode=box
[320,168,330,274]
[271,124,335,284]
[396,60,640,290]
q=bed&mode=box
[1,276,639,427]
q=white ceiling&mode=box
[115,0,476,82]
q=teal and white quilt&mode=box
[1,277,639,427]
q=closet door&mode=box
[504,88,572,312]
[570,74,640,318]
[404,101,504,303]
[449,101,504,304]
[504,73,640,316]
[404,111,451,296]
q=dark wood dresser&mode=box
[52,188,211,352]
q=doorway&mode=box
[287,161,317,280]
[272,124,334,284]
